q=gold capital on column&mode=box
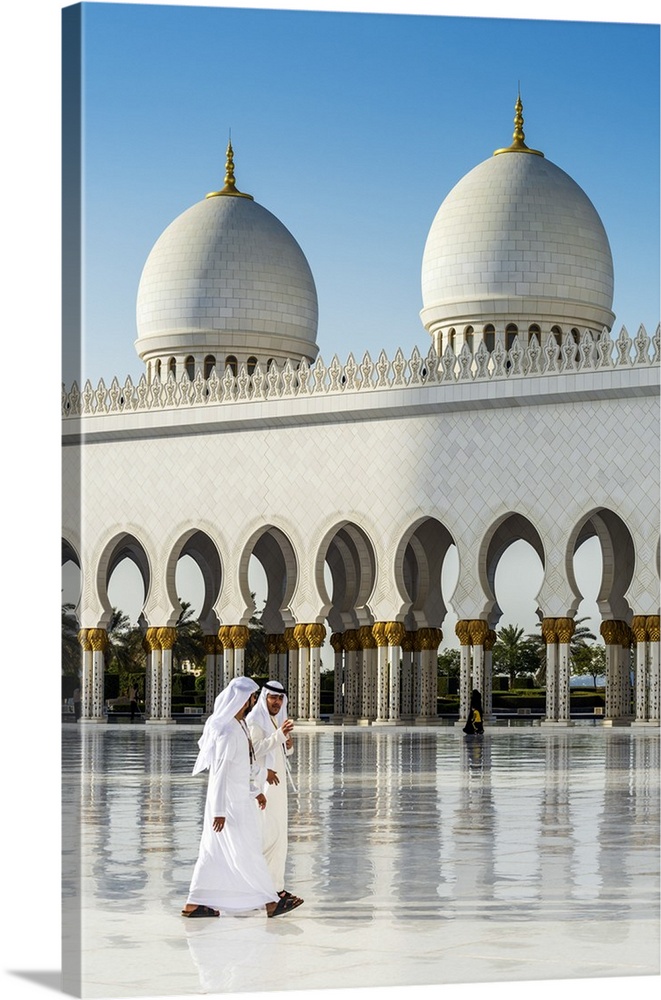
[555,618,575,644]
[283,627,298,651]
[157,627,177,650]
[600,620,620,645]
[330,632,343,653]
[384,621,406,646]
[203,634,217,656]
[617,621,632,647]
[293,623,310,649]
[484,629,497,652]
[372,622,388,647]
[88,628,108,653]
[541,618,557,644]
[218,625,233,649]
[401,630,415,653]
[646,615,660,642]
[469,619,489,646]
[455,620,471,646]
[230,625,250,650]
[306,623,327,648]
[631,615,648,643]
[343,629,360,652]
[77,629,91,652]
[144,627,160,652]
[358,625,376,649]
[277,634,289,654]
[266,634,279,655]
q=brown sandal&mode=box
[181,904,219,918]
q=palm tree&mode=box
[172,601,206,671]
[492,624,539,688]
[62,603,81,676]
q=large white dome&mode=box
[420,106,615,342]
[135,145,318,378]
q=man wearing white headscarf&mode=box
[182,676,302,918]
[247,680,302,905]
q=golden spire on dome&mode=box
[206,137,254,200]
[494,91,544,157]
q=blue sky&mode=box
[64,1,660,385]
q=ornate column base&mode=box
[540,719,575,728]
[356,717,373,726]
[144,718,173,726]
[630,720,661,729]
[77,717,107,725]
[414,716,440,726]
[602,717,633,727]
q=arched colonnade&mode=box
[63,507,660,728]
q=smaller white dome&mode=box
[420,102,615,339]
[135,144,318,375]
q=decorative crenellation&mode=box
[62,325,660,419]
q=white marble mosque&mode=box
[62,96,660,730]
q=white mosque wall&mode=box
[62,328,660,635]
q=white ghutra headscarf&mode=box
[192,676,259,775]
[247,680,297,792]
[248,679,288,732]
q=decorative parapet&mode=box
[62,325,660,418]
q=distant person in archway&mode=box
[463,689,484,735]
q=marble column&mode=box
[284,628,299,719]
[145,627,162,722]
[416,627,441,724]
[77,629,94,720]
[400,630,414,720]
[456,620,472,724]
[218,626,234,686]
[204,634,222,715]
[358,625,377,724]
[385,621,406,724]
[294,623,310,722]
[266,633,279,684]
[484,629,497,720]
[343,629,360,722]
[469,619,490,704]
[230,625,249,677]
[372,622,389,722]
[631,615,661,726]
[601,620,632,725]
[306,623,327,722]
[540,617,574,727]
[330,632,344,721]
[156,627,176,722]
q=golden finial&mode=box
[206,137,254,200]
[494,91,544,157]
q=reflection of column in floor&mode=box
[601,732,661,921]
[449,735,496,911]
[285,730,323,900]
[392,732,442,914]
[538,732,576,908]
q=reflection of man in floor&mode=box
[182,676,302,919]
[248,680,303,907]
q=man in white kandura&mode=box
[248,680,303,906]
[182,675,303,919]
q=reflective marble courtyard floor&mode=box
[61,724,660,999]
